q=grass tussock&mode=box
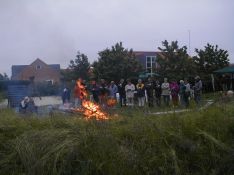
[0,101,234,175]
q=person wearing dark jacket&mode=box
[154,80,162,107]
[118,78,126,107]
[145,77,154,107]
[90,80,99,103]
[99,79,109,107]
[62,87,70,104]
[19,96,29,113]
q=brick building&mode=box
[11,58,61,84]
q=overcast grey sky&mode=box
[0,0,234,76]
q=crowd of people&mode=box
[17,75,203,114]
[68,76,203,108]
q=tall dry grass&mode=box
[0,101,234,175]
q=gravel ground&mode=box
[0,96,63,109]
[33,96,62,106]
[0,99,8,109]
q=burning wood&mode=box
[72,79,109,120]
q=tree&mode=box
[193,43,229,79]
[0,73,8,96]
[62,51,90,81]
[0,73,9,80]
[92,42,142,82]
[157,40,196,80]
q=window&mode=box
[36,65,42,69]
[147,57,151,62]
[146,56,157,72]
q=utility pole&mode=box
[151,56,153,77]
[188,30,191,56]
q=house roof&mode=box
[11,65,27,78]
[11,58,60,79]
[29,58,60,70]
[133,51,159,56]
[133,51,165,58]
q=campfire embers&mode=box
[75,100,109,120]
[73,79,109,120]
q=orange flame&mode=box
[73,79,109,120]
[76,79,87,99]
[107,98,117,107]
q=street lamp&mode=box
[151,56,153,77]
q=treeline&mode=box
[62,41,230,92]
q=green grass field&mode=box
[0,97,234,175]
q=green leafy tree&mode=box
[0,73,9,80]
[0,73,8,99]
[193,43,229,79]
[157,40,195,80]
[92,42,142,82]
[62,51,90,81]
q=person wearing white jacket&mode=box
[125,79,135,106]
[161,78,170,106]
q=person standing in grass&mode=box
[90,80,99,103]
[62,86,70,104]
[161,78,170,106]
[194,76,202,105]
[74,79,82,108]
[109,81,118,99]
[136,79,145,107]
[125,79,135,106]
[145,77,154,107]
[184,79,191,107]
[154,80,162,107]
[27,97,38,113]
[19,96,29,113]
[99,79,109,107]
[170,79,180,107]
[118,78,126,107]
[179,80,186,107]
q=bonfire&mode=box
[72,79,109,120]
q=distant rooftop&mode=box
[11,58,60,80]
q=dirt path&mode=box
[0,96,63,109]
[149,100,214,115]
